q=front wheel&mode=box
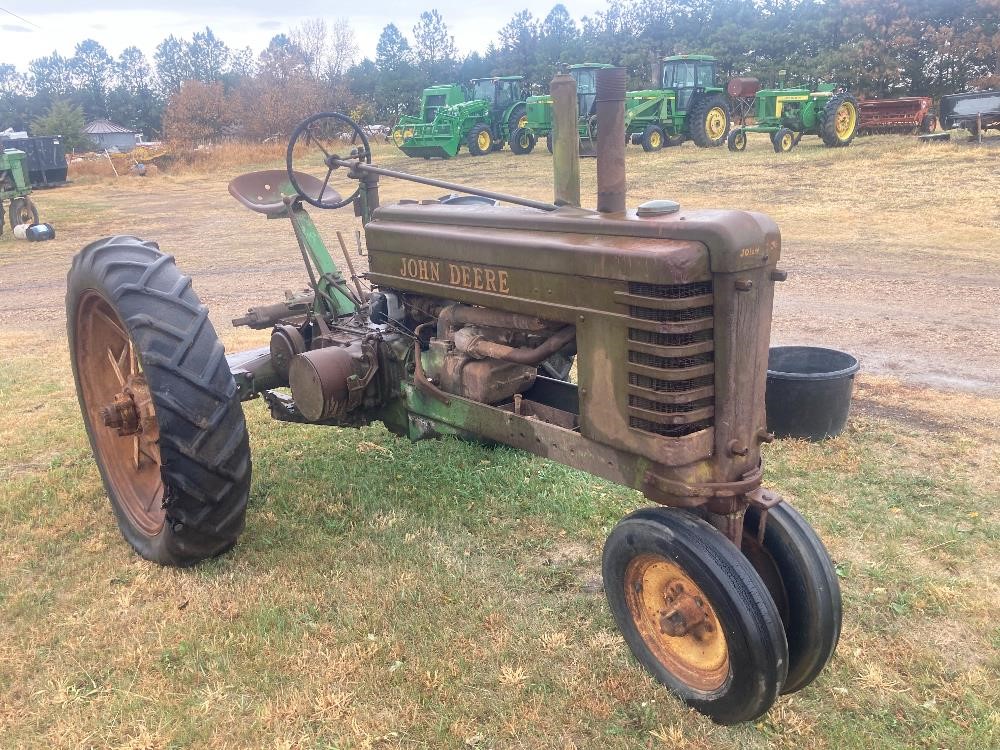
[467,124,493,156]
[67,236,251,566]
[9,196,39,228]
[773,127,796,153]
[603,507,788,724]
[727,129,747,152]
[640,125,665,152]
[509,127,536,155]
[743,503,842,694]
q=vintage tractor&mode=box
[66,68,841,725]
[727,83,860,153]
[512,56,731,155]
[391,76,528,158]
[0,148,40,235]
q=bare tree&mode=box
[327,18,359,81]
[291,18,330,79]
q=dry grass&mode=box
[2,132,999,749]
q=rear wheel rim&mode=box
[75,291,164,536]
[835,102,856,139]
[705,107,727,140]
[782,133,793,150]
[650,130,662,148]
[624,553,730,691]
[477,131,491,150]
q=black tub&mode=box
[766,346,859,441]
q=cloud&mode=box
[2,24,33,33]
[257,20,281,30]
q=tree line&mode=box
[1,1,997,147]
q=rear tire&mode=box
[819,93,860,147]
[689,94,731,147]
[67,236,251,567]
[603,507,788,724]
[507,104,527,138]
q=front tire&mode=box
[9,196,39,227]
[467,124,493,156]
[640,124,665,152]
[743,503,842,694]
[689,94,731,147]
[67,236,251,567]
[773,127,796,153]
[510,127,536,155]
[603,507,788,724]
[727,130,747,152]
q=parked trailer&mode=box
[939,89,1000,138]
[857,97,935,134]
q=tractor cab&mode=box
[568,63,614,118]
[661,55,719,113]
[469,76,524,117]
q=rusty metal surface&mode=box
[595,68,627,214]
[551,72,581,207]
[858,97,934,133]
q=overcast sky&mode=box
[0,1,608,71]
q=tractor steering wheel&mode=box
[285,112,372,210]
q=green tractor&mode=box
[391,77,528,158]
[0,148,40,235]
[726,83,860,153]
[511,55,732,155]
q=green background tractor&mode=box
[511,55,732,155]
[0,148,40,236]
[392,77,528,158]
[727,84,860,153]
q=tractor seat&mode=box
[227,169,341,216]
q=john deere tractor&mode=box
[391,77,528,158]
[511,55,731,155]
[66,67,842,726]
[1,148,40,235]
[727,83,860,153]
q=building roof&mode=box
[84,119,134,135]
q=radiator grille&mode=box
[628,281,712,299]
[629,305,713,322]
[626,281,715,438]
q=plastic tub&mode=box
[765,346,859,440]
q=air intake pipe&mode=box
[550,71,581,207]
[595,67,627,214]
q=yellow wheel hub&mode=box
[781,133,793,150]
[705,107,727,140]
[624,553,730,691]
[834,102,857,139]
[518,114,528,129]
[650,130,662,148]
[477,131,491,150]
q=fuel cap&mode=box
[636,199,680,216]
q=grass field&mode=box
[1,133,998,749]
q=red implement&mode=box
[858,96,936,134]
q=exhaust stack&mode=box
[595,67,627,214]
[550,72,581,207]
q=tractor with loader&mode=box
[67,68,841,725]
[512,55,732,155]
[727,80,860,152]
[391,76,528,158]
